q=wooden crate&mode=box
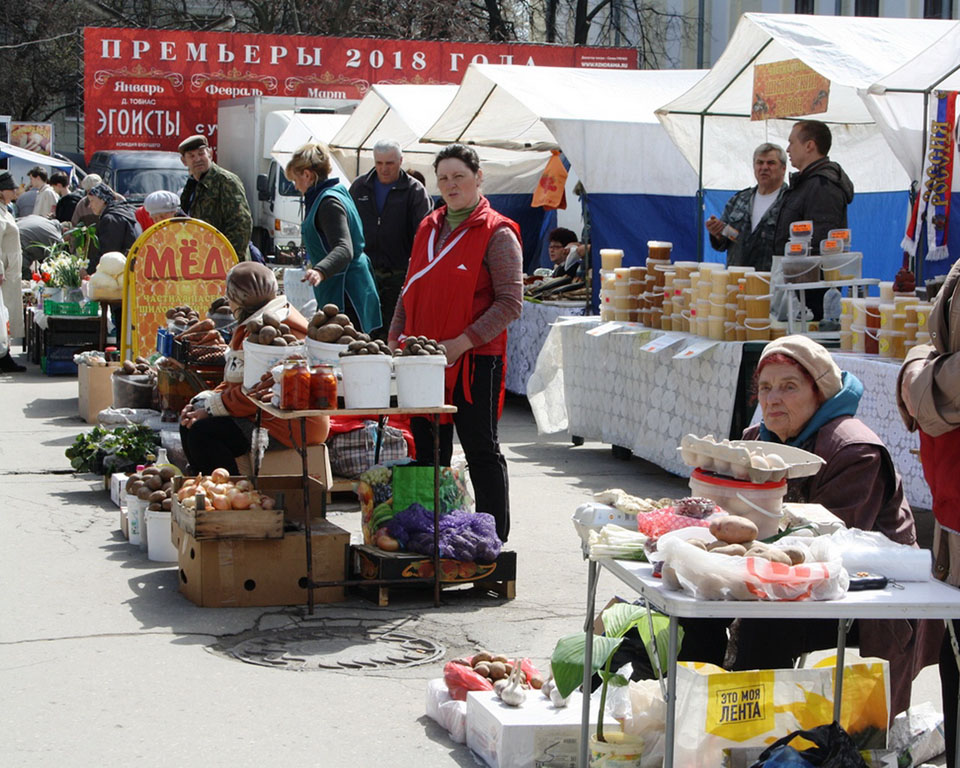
[351,546,517,606]
[171,474,327,540]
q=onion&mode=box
[211,493,231,510]
[261,496,275,510]
[231,492,252,510]
[225,487,240,502]
[211,468,231,483]
[235,479,253,492]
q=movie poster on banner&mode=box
[751,59,830,121]
[83,26,637,160]
[121,218,237,359]
[902,90,957,262]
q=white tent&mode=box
[656,13,953,276]
[421,64,706,267]
[327,83,549,197]
[269,111,350,177]
[0,141,74,171]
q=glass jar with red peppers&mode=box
[280,358,311,410]
[310,364,338,410]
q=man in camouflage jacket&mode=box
[178,134,252,260]
[705,143,787,272]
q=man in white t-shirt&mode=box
[705,143,787,272]
[27,166,59,219]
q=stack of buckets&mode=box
[599,249,623,321]
[844,284,933,359]
[597,243,673,327]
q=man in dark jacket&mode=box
[349,139,432,337]
[83,184,140,274]
[52,172,83,223]
[773,120,854,318]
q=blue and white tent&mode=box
[657,13,957,282]
[422,64,707,285]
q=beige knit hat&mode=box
[758,334,842,400]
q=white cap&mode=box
[143,190,180,215]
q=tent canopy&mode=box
[269,111,350,172]
[655,13,951,193]
[0,141,74,171]
[327,83,550,196]
[422,64,705,196]
[861,20,960,181]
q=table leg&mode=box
[831,618,852,723]
[664,616,679,768]
[578,559,600,768]
[300,418,314,616]
[432,413,441,608]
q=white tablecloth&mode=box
[832,352,931,509]
[558,319,744,477]
[505,300,585,395]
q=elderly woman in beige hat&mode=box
[731,334,940,717]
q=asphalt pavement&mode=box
[0,347,946,767]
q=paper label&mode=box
[640,333,686,353]
[673,339,720,359]
[586,322,622,337]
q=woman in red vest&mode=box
[899,261,960,767]
[388,144,523,542]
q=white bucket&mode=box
[340,354,392,409]
[394,355,446,408]
[127,497,145,547]
[145,510,178,562]
[305,337,346,369]
[242,338,305,389]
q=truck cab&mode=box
[87,150,189,206]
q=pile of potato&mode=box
[166,305,201,330]
[207,297,233,320]
[246,310,301,347]
[449,651,543,689]
[126,466,177,513]
[395,336,446,357]
[698,515,805,565]
[306,303,366,345]
[340,339,391,357]
[116,356,155,377]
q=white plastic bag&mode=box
[824,528,933,582]
[0,295,8,357]
[889,701,946,767]
[659,537,849,601]
[622,679,667,768]
[424,678,466,744]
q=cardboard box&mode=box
[110,471,130,508]
[236,443,332,483]
[78,362,121,424]
[466,690,617,768]
[172,516,349,607]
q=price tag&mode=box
[552,316,596,327]
[586,322,622,337]
[640,333,685,353]
[673,339,720,359]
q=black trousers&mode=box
[410,355,510,542]
[180,416,249,475]
[371,270,405,341]
[731,618,860,670]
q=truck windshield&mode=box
[279,175,299,197]
[115,169,189,198]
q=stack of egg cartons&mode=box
[599,249,623,321]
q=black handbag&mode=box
[750,722,867,768]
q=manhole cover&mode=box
[219,620,444,671]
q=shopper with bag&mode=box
[898,261,960,766]
[388,143,523,542]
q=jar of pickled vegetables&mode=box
[280,358,311,410]
[311,364,338,409]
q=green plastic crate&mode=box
[43,300,100,317]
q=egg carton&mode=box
[678,434,824,484]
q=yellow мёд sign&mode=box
[752,59,830,121]
[121,218,238,359]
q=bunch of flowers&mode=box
[41,246,86,289]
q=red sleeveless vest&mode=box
[401,196,520,406]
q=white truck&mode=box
[216,96,355,262]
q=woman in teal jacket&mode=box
[285,143,381,333]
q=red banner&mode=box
[84,27,636,161]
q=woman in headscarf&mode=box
[284,142,380,334]
[83,183,140,274]
[179,262,328,475]
[0,171,25,373]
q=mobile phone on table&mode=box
[848,573,889,591]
